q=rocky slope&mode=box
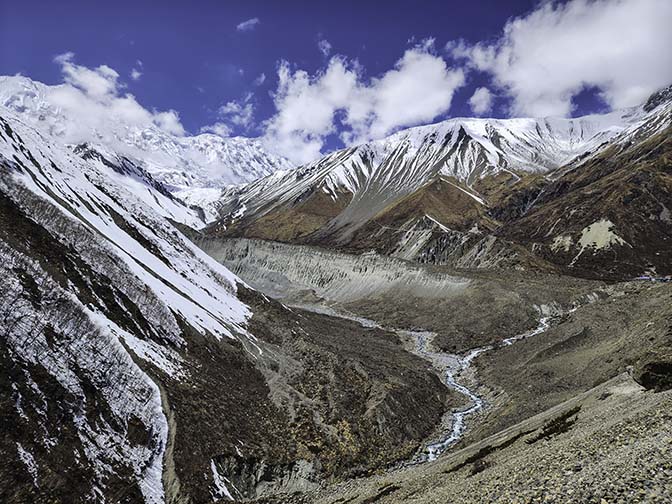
[499,123,672,279]
[198,238,598,356]
[197,237,672,504]
[273,279,672,504]
[290,372,672,504]
[0,109,454,502]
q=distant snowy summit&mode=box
[0,75,293,204]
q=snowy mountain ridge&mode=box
[0,107,253,344]
[0,75,293,206]
[0,105,268,501]
[215,101,650,235]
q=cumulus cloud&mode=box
[219,99,255,129]
[318,39,332,57]
[200,94,256,137]
[55,52,120,100]
[468,87,493,115]
[152,110,185,136]
[54,53,184,136]
[449,0,672,117]
[236,17,260,32]
[262,43,465,164]
[199,122,233,137]
[10,53,186,147]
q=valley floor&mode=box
[276,373,672,504]
[201,238,672,503]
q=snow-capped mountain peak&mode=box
[214,101,651,238]
[0,75,293,210]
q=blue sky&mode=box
[1,0,670,163]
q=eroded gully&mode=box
[294,303,551,464]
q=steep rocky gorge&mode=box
[0,111,452,502]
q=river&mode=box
[294,302,551,464]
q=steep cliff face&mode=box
[199,236,469,302]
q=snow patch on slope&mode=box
[444,180,486,205]
[577,219,629,251]
[569,219,630,266]
[16,443,39,488]
[551,235,573,253]
[210,460,236,501]
[0,247,169,503]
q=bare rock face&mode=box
[644,84,672,112]
[635,351,672,392]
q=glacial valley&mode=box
[1,75,671,504]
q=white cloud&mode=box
[55,52,120,100]
[253,73,266,86]
[356,44,464,141]
[236,17,260,32]
[199,122,233,137]
[263,44,465,164]
[468,87,493,115]
[219,99,254,129]
[130,59,143,81]
[152,110,185,136]
[449,0,672,117]
[200,94,256,137]
[16,53,187,145]
[318,39,332,57]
